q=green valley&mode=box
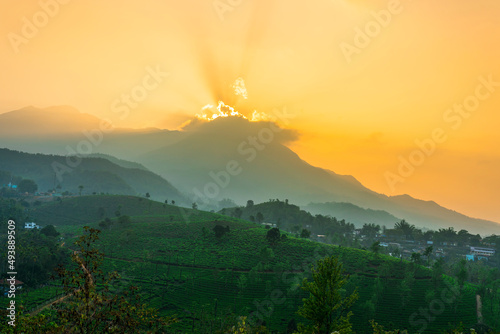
[1,195,495,333]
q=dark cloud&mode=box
[181,116,299,145]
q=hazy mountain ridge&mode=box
[0,105,104,137]
[0,106,181,158]
[1,106,499,235]
[304,202,400,228]
[138,121,498,234]
[83,153,149,171]
[0,148,184,202]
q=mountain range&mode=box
[0,105,498,235]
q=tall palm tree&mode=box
[394,219,415,240]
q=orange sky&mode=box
[1,0,499,223]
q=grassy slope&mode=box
[26,196,479,333]
[30,195,184,227]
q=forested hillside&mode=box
[0,148,184,202]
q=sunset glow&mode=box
[1,0,499,222]
[197,101,246,121]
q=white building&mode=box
[470,247,495,257]
[24,222,40,229]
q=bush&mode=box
[40,225,60,237]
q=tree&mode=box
[233,207,243,219]
[457,229,470,246]
[145,192,150,199]
[432,257,445,290]
[435,227,456,245]
[213,225,230,238]
[266,227,281,245]
[259,247,275,268]
[41,224,60,238]
[399,268,415,309]
[246,200,254,208]
[423,230,434,242]
[237,274,248,292]
[300,229,311,239]
[256,212,264,224]
[394,220,415,240]
[423,246,433,266]
[297,255,358,334]
[78,185,84,196]
[410,252,422,264]
[456,258,468,290]
[18,179,38,194]
[98,218,112,230]
[361,223,380,239]
[53,226,176,332]
[370,241,381,255]
[192,202,198,210]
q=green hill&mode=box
[304,201,400,228]
[29,195,185,227]
[0,148,184,202]
[225,199,400,231]
[222,200,357,237]
[17,195,482,333]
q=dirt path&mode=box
[30,290,77,315]
[476,294,483,324]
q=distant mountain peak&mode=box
[43,105,84,114]
[13,105,85,115]
[0,105,104,137]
